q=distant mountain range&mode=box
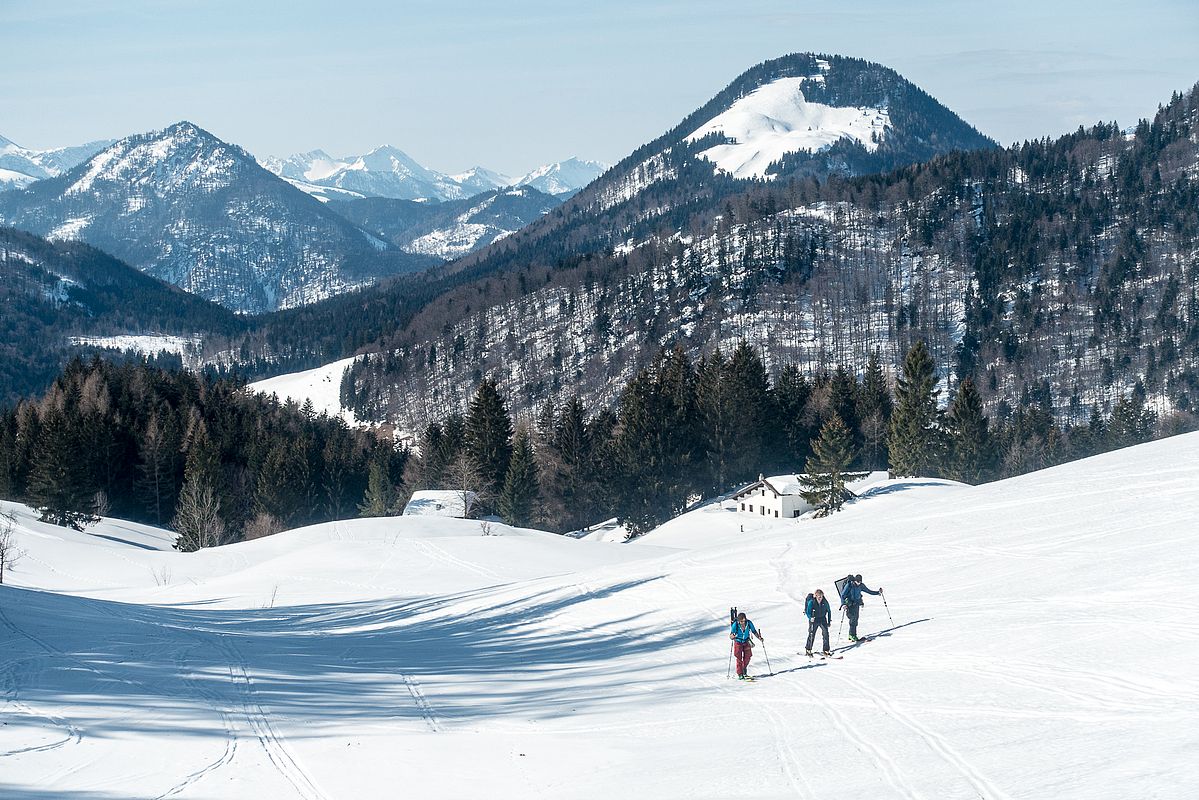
[0,126,605,314]
[329,186,560,260]
[0,122,437,313]
[0,133,114,190]
[259,147,605,202]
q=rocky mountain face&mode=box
[0,122,437,313]
[0,226,243,404]
[329,186,559,260]
[338,83,1199,439]
[0,134,114,190]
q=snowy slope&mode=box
[2,434,1197,798]
[248,355,362,425]
[686,75,890,179]
[69,333,201,357]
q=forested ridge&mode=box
[0,227,244,405]
[340,83,1199,438]
[195,52,997,382]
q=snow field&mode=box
[247,356,361,426]
[2,433,1198,798]
[687,77,890,179]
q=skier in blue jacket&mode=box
[839,574,882,642]
[729,611,764,680]
[804,589,833,656]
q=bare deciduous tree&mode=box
[172,479,226,552]
[0,510,23,584]
[92,490,111,519]
[243,512,283,541]
[443,453,492,518]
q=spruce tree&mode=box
[545,396,594,531]
[695,349,735,493]
[499,428,539,528]
[27,406,97,530]
[465,379,513,498]
[724,342,773,484]
[946,378,994,484]
[135,411,180,524]
[857,349,893,470]
[359,449,399,517]
[888,340,943,477]
[174,418,227,549]
[774,364,815,468]
[1108,392,1157,449]
[0,411,16,499]
[800,414,867,517]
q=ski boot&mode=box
[822,650,833,657]
[848,634,859,642]
[805,649,813,657]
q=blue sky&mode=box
[2,0,1196,175]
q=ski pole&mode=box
[837,606,845,641]
[761,635,772,677]
[881,591,895,626]
[726,640,734,679]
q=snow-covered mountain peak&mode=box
[356,145,429,176]
[0,132,19,149]
[64,121,250,198]
[515,157,607,195]
[686,75,890,179]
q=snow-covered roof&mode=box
[402,490,476,518]
[732,471,890,498]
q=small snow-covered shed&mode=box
[402,490,477,519]
[730,475,812,519]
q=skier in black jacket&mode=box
[839,574,882,642]
[803,589,833,656]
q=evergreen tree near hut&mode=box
[888,340,943,477]
[800,413,867,517]
[465,379,513,501]
[499,427,539,528]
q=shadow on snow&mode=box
[0,575,716,742]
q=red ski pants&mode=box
[733,640,753,676]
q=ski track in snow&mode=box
[401,674,442,733]
[217,633,330,800]
[825,669,1010,800]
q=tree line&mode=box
[402,340,1169,536]
[0,343,1171,546]
[0,358,401,550]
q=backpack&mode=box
[804,593,815,618]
